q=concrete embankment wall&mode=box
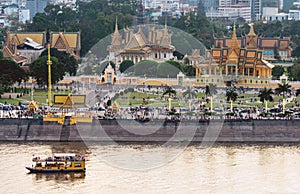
[0,118,300,142]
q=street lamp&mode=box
[47,43,52,106]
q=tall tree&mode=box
[296,88,300,97]
[162,85,176,110]
[0,59,27,93]
[225,87,238,112]
[272,66,284,79]
[205,84,217,112]
[182,86,197,99]
[119,60,134,73]
[273,45,281,61]
[157,60,182,78]
[40,48,78,76]
[183,85,197,111]
[135,60,158,77]
[275,83,292,113]
[258,88,274,112]
[30,56,65,86]
[162,85,176,98]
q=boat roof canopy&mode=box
[54,153,76,157]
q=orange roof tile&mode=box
[261,39,277,47]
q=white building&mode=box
[0,14,8,27]
[206,10,239,21]
[262,7,288,22]
[3,4,18,16]
[289,9,300,20]
[142,0,182,11]
[50,0,76,5]
[238,0,261,20]
[292,1,300,9]
[18,8,30,23]
[218,3,251,22]
[219,0,233,7]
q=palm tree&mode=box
[183,86,197,111]
[258,88,274,112]
[205,84,217,112]
[275,83,291,113]
[162,86,176,110]
[183,86,197,99]
[225,87,238,112]
[296,88,300,97]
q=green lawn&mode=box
[2,88,299,110]
[0,89,71,106]
[0,98,22,105]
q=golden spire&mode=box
[114,17,119,35]
[110,17,122,47]
[248,24,256,36]
[230,23,240,49]
[5,28,10,45]
[164,18,168,34]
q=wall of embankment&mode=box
[0,118,300,143]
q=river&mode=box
[1,142,300,193]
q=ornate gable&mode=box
[2,45,13,58]
[227,24,240,64]
[54,36,67,49]
[125,34,145,49]
[245,24,258,49]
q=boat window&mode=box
[74,162,82,167]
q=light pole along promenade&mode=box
[47,42,52,106]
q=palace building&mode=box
[107,19,175,65]
[188,25,275,87]
[2,30,81,65]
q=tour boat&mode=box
[26,153,86,173]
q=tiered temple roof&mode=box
[2,30,81,64]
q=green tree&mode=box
[292,46,300,58]
[24,1,137,56]
[288,63,300,81]
[172,11,214,48]
[225,87,238,112]
[0,59,27,93]
[205,84,217,112]
[157,60,182,78]
[162,85,176,98]
[30,56,65,86]
[258,88,274,112]
[183,85,197,111]
[296,88,300,97]
[274,45,281,61]
[40,48,78,76]
[162,85,176,110]
[135,60,158,77]
[272,66,284,79]
[275,83,292,113]
[182,86,197,99]
[26,4,80,32]
[182,65,195,76]
[119,60,134,73]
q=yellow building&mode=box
[2,30,81,64]
[189,25,274,87]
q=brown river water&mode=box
[1,142,300,194]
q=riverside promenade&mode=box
[0,118,300,143]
